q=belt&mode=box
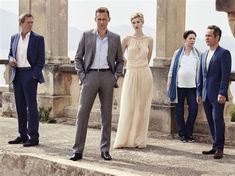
[16,67,32,71]
[89,68,111,72]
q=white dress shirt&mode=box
[90,32,109,69]
[206,49,215,71]
[16,32,31,68]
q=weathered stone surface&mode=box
[154,0,186,64]
[2,0,233,149]
[216,0,235,37]
[216,0,235,12]
[2,92,16,117]
[0,152,133,176]
[1,117,235,176]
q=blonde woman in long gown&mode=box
[113,12,153,149]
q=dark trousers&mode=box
[203,97,225,150]
[175,87,198,137]
[13,69,39,141]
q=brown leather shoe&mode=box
[202,149,216,155]
[214,149,223,159]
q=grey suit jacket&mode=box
[74,29,123,83]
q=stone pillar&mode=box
[2,0,71,118]
[216,0,235,37]
[216,0,235,122]
[150,0,186,134]
[28,0,70,118]
[19,0,69,64]
[153,0,185,66]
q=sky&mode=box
[68,0,156,31]
[0,0,17,13]
[0,0,229,38]
[0,0,233,38]
[67,0,234,39]
[186,0,233,38]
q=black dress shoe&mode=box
[23,140,39,147]
[179,136,188,143]
[101,151,112,160]
[214,149,223,159]
[69,153,83,161]
[202,149,216,155]
[8,136,28,144]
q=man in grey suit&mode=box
[70,7,123,161]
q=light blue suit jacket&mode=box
[8,31,45,83]
[197,46,231,102]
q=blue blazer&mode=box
[8,31,45,83]
[197,46,231,102]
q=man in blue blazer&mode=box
[8,13,45,147]
[197,25,231,159]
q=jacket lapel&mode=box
[207,46,220,73]
[89,30,96,66]
[203,51,208,76]
[27,32,34,62]
[13,33,20,58]
[107,31,112,60]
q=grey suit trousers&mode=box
[73,70,116,154]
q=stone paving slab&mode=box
[0,117,235,176]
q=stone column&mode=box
[216,0,235,37]
[29,0,70,118]
[216,0,235,122]
[153,0,185,66]
[19,0,69,64]
[149,0,186,134]
[2,0,71,118]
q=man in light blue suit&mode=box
[8,13,45,147]
[197,25,231,159]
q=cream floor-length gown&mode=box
[113,36,153,148]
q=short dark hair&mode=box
[95,7,110,17]
[207,25,222,41]
[183,30,197,39]
[19,13,33,25]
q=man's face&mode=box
[205,29,219,47]
[95,12,110,31]
[21,17,33,33]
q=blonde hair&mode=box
[130,12,144,23]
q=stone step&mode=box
[1,117,235,176]
[63,106,120,130]
[0,152,138,176]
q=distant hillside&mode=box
[68,25,156,51]
[68,27,82,51]
[109,25,155,38]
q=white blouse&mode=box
[177,51,198,88]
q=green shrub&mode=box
[39,107,56,123]
[230,104,235,122]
